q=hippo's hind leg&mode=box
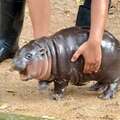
[52,79,69,100]
[99,77,120,100]
[89,82,108,93]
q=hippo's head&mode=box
[13,38,52,81]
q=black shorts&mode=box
[83,0,111,9]
[76,0,111,26]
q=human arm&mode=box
[71,0,109,73]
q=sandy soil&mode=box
[0,0,120,120]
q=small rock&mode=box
[0,104,9,109]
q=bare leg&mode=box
[27,0,50,38]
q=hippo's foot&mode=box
[38,81,51,91]
[51,93,64,100]
[99,78,120,100]
[99,86,115,99]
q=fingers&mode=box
[84,62,90,73]
[71,48,83,62]
[83,60,101,74]
[94,59,101,72]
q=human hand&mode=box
[71,40,102,74]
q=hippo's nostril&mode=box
[13,64,24,71]
[15,65,24,71]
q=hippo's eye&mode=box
[25,53,32,60]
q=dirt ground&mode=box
[0,0,120,120]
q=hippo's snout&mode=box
[13,58,26,72]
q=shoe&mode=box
[0,0,25,62]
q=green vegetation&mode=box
[0,112,60,120]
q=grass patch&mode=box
[0,112,60,120]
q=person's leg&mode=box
[27,0,50,39]
[0,0,25,62]
[76,0,111,27]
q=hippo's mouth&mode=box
[20,70,33,81]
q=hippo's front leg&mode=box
[99,77,120,99]
[52,79,69,100]
[38,80,52,91]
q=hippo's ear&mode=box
[39,48,48,56]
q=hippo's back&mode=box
[50,27,120,82]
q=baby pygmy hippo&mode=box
[13,27,120,100]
